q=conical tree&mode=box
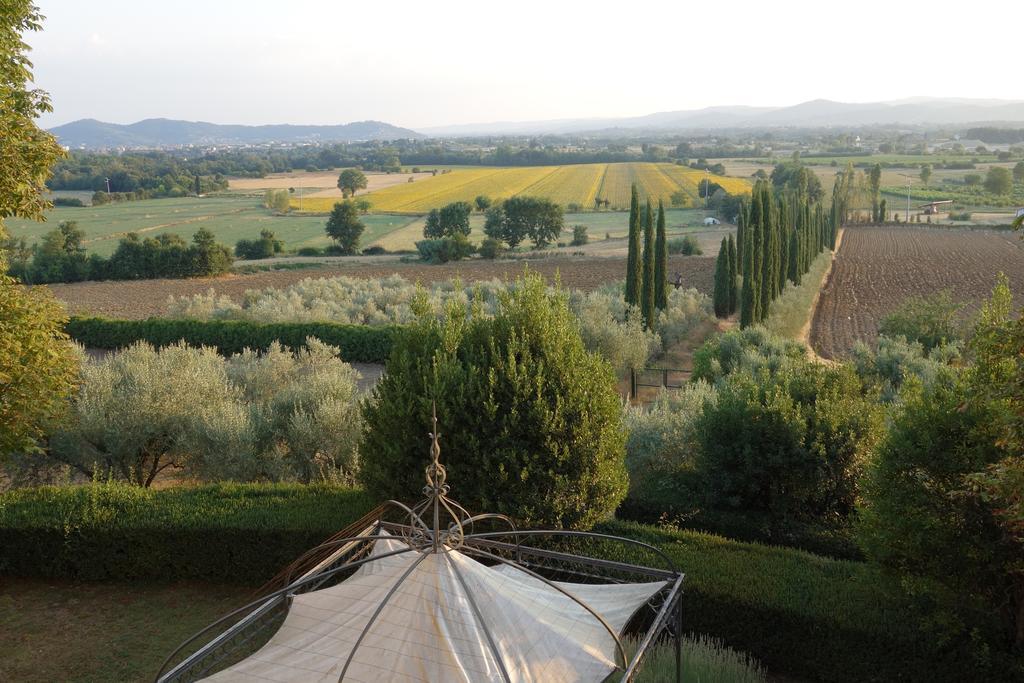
[713,237,729,318]
[641,199,655,329]
[741,183,765,327]
[726,233,738,314]
[788,227,801,286]
[735,202,747,275]
[757,183,775,321]
[654,200,668,310]
[625,184,642,306]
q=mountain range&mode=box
[49,98,1024,148]
[49,118,424,148]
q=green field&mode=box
[3,197,420,256]
[4,197,725,256]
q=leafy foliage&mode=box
[415,233,474,263]
[878,290,964,352]
[483,196,564,249]
[324,201,364,255]
[360,274,628,528]
[50,340,364,486]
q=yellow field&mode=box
[293,163,750,214]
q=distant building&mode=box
[703,216,721,226]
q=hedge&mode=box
[1,484,1019,682]
[65,316,401,364]
[0,483,377,584]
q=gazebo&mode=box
[156,413,685,682]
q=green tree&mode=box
[641,199,655,329]
[919,164,932,187]
[712,237,729,318]
[474,195,492,211]
[325,201,364,255]
[654,200,668,310]
[359,273,628,529]
[424,201,472,239]
[0,2,78,457]
[868,163,882,222]
[726,233,738,314]
[1013,161,1024,184]
[625,184,642,306]
[984,166,1013,195]
[336,168,368,198]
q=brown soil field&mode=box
[227,170,434,196]
[809,225,1024,359]
[47,254,715,319]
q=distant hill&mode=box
[420,98,1024,136]
[50,118,424,148]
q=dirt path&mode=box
[799,228,844,363]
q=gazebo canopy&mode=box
[157,412,685,682]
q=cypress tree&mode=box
[778,195,790,295]
[735,203,745,275]
[641,199,655,329]
[654,199,668,310]
[879,198,887,223]
[726,233,738,314]
[788,228,800,286]
[758,184,776,320]
[713,237,729,318]
[742,181,766,326]
[625,184,641,306]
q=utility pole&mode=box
[104,177,111,194]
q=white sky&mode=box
[29,0,1024,130]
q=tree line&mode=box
[624,184,669,330]
[710,178,838,327]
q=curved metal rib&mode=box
[443,553,513,683]
[337,551,431,682]
[458,545,629,672]
[462,529,679,574]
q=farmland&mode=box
[292,162,750,214]
[809,224,1024,358]
[46,253,718,319]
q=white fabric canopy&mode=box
[206,536,666,682]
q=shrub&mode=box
[64,317,397,364]
[50,340,364,486]
[478,237,505,260]
[234,230,284,260]
[415,234,475,263]
[296,246,322,256]
[878,290,964,352]
[696,363,884,531]
[850,335,961,401]
[691,326,806,384]
[667,235,702,255]
[571,224,588,246]
[570,286,660,375]
[626,633,766,683]
[0,482,376,582]
[360,274,628,528]
[949,211,972,221]
[52,196,84,207]
[360,245,387,256]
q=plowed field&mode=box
[809,225,1024,358]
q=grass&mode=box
[763,250,834,340]
[2,196,420,255]
[623,634,766,683]
[0,578,249,683]
[293,163,751,214]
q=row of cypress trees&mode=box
[625,184,668,329]
[714,179,837,326]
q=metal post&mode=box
[675,592,683,683]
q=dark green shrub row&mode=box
[596,521,1021,683]
[65,316,400,363]
[0,482,1016,681]
[0,483,376,583]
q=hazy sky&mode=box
[29,0,1023,130]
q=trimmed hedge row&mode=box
[65,316,400,364]
[0,483,376,583]
[1,484,1018,682]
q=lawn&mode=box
[0,578,250,683]
[3,196,419,255]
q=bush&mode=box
[850,335,961,401]
[296,246,323,256]
[570,286,660,375]
[571,224,588,246]
[949,211,973,221]
[696,362,884,531]
[691,326,806,384]
[0,482,376,582]
[626,633,766,683]
[360,274,628,529]
[878,290,964,353]
[667,235,702,255]
[64,316,398,364]
[478,237,505,260]
[415,234,475,263]
[234,230,284,260]
[52,196,84,207]
[50,340,364,486]
[360,245,387,256]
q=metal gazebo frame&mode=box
[155,413,686,682]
